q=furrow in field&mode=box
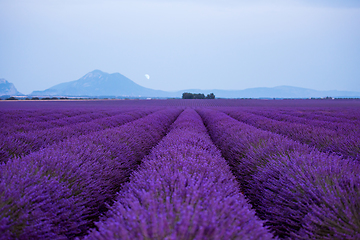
[0,108,161,162]
[244,108,360,134]
[279,109,360,125]
[85,108,272,240]
[220,108,360,161]
[197,108,360,239]
[0,109,92,127]
[0,108,182,239]
[0,109,134,136]
[284,108,360,123]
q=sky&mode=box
[0,0,359,94]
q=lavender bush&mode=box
[221,108,360,161]
[85,109,272,240]
[0,109,123,135]
[1,99,359,239]
[244,108,360,134]
[0,109,157,162]
[0,108,181,239]
[198,108,360,239]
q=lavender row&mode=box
[198,108,360,239]
[282,109,360,124]
[220,108,360,161]
[0,109,131,136]
[0,108,159,162]
[250,107,360,128]
[85,109,272,240]
[244,108,360,135]
[0,109,92,127]
[282,108,360,123]
[0,108,182,239]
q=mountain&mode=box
[0,78,23,96]
[30,70,173,97]
[30,70,360,98]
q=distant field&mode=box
[1,99,359,239]
[1,98,360,109]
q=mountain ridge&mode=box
[31,70,172,97]
[5,70,360,98]
[0,78,23,96]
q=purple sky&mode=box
[1,0,359,94]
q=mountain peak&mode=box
[0,78,8,84]
[82,69,108,79]
[30,70,169,97]
[0,78,22,96]
[91,69,104,73]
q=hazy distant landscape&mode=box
[2,70,360,99]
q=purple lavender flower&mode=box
[0,108,182,239]
[85,109,272,240]
[197,108,360,239]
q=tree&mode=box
[193,93,205,99]
[206,93,215,99]
[6,97,17,100]
[182,92,194,99]
[182,92,215,99]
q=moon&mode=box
[145,74,150,79]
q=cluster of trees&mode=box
[2,97,69,100]
[182,92,215,99]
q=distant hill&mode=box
[184,86,360,98]
[0,78,23,96]
[30,70,173,97]
[30,70,360,98]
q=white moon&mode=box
[145,74,150,79]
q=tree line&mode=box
[182,92,215,99]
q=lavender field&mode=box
[1,99,359,240]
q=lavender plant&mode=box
[0,109,156,162]
[198,108,360,239]
[85,109,272,240]
[0,108,181,239]
[0,109,123,135]
[244,108,360,134]
[221,108,360,161]
[1,99,359,239]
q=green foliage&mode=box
[182,92,215,99]
[206,93,215,99]
[5,97,17,100]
